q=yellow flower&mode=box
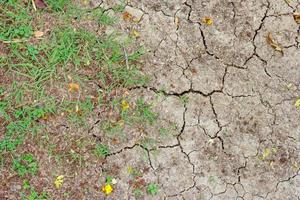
[295,99,300,107]
[202,17,213,25]
[102,184,113,195]
[121,100,130,111]
[54,175,64,189]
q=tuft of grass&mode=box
[0,2,33,41]
[12,154,39,177]
[146,183,159,196]
[20,180,48,200]
[94,143,110,157]
[47,0,70,12]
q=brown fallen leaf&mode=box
[293,13,300,24]
[175,17,180,29]
[201,17,213,25]
[68,83,80,92]
[266,32,283,54]
[131,29,140,38]
[35,0,47,9]
[123,11,133,21]
[34,31,44,38]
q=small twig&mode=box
[0,39,28,44]
[31,0,37,11]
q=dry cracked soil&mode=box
[2,0,300,199]
[97,0,300,199]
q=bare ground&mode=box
[2,0,300,199]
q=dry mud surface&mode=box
[96,0,300,199]
[2,0,300,199]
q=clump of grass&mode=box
[0,0,158,198]
[146,183,159,196]
[0,2,32,41]
[12,154,39,177]
[94,143,110,157]
[20,180,48,200]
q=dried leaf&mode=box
[132,29,140,38]
[295,99,300,107]
[175,17,180,29]
[287,83,293,89]
[266,33,283,54]
[123,11,133,21]
[293,13,300,24]
[202,17,213,25]
[35,0,47,8]
[262,148,270,160]
[68,83,80,92]
[34,31,44,38]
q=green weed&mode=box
[0,2,32,41]
[146,183,159,196]
[20,180,48,200]
[12,154,38,177]
[94,144,110,157]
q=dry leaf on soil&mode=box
[175,17,180,29]
[295,99,300,107]
[35,0,47,8]
[266,32,283,54]
[68,83,80,92]
[34,31,44,38]
[293,13,300,24]
[132,29,140,38]
[202,17,213,25]
[123,11,133,21]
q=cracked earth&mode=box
[3,0,299,199]
[88,0,300,199]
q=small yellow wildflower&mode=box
[102,184,113,195]
[121,100,130,111]
[202,17,213,25]
[295,99,300,107]
[54,175,64,189]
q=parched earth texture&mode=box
[97,0,300,199]
[3,0,300,199]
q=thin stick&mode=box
[0,39,27,44]
[32,0,37,11]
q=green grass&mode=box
[94,143,110,157]
[146,183,159,196]
[12,153,39,177]
[0,2,33,41]
[21,180,48,200]
[0,0,158,198]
